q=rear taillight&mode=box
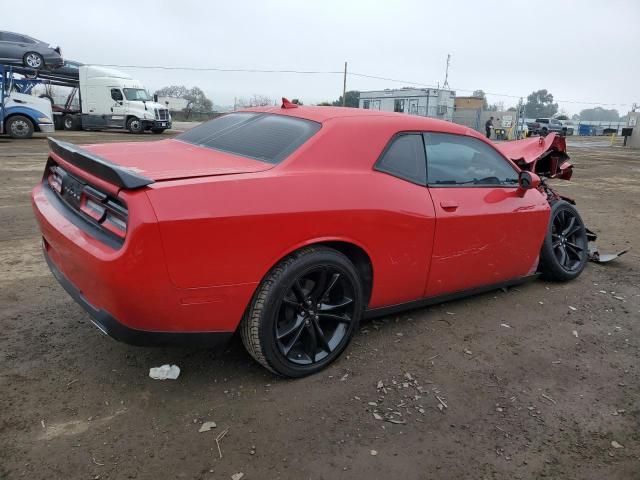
[47,166,62,193]
[47,161,129,241]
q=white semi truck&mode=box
[51,65,171,134]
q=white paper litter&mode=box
[149,364,180,380]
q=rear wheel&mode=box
[63,114,78,131]
[241,247,362,377]
[23,52,44,69]
[7,115,34,139]
[539,201,588,281]
[126,117,144,134]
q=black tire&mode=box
[539,201,588,281]
[541,127,548,137]
[23,52,44,69]
[6,115,34,139]
[151,128,166,134]
[241,247,363,378]
[63,114,77,131]
[126,117,144,134]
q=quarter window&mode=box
[375,134,427,185]
[424,133,518,186]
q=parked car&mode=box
[0,31,63,70]
[32,101,588,377]
[535,118,566,136]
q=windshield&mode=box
[123,88,151,101]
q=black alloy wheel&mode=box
[540,200,588,281]
[551,209,584,271]
[241,247,363,377]
[275,265,356,365]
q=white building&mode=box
[358,87,455,121]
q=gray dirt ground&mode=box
[0,129,638,480]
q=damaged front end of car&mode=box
[496,133,628,263]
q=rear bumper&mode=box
[31,181,256,338]
[44,248,232,348]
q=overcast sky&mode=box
[6,0,639,114]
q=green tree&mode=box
[578,107,620,122]
[556,114,569,121]
[332,90,360,108]
[472,89,489,110]
[524,89,558,118]
[316,101,332,106]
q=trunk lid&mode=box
[80,138,274,183]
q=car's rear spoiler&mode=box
[47,137,154,189]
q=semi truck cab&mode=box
[1,65,55,139]
[77,66,171,134]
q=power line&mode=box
[93,64,342,75]
[92,63,633,108]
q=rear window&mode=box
[176,113,321,164]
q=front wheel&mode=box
[539,201,588,281]
[241,247,363,377]
[7,115,34,139]
[126,117,144,134]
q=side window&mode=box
[110,89,123,102]
[362,100,370,109]
[2,32,22,42]
[394,99,405,113]
[375,134,427,185]
[424,133,518,186]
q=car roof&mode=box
[1,31,43,43]
[242,105,471,135]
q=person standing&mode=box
[485,116,494,139]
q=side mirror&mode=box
[518,171,541,193]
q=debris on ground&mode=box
[611,441,624,449]
[500,323,512,328]
[464,349,473,355]
[198,421,217,432]
[370,450,378,456]
[231,473,244,480]
[149,364,180,380]
[216,428,230,458]
[572,330,579,338]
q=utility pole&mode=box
[342,61,347,107]
[443,54,451,90]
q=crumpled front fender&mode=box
[496,133,573,180]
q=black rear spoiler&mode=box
[47,137,154,189]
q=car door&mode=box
[108,88,126,127]
[423,132,549,297]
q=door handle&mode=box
[440,200,459,211]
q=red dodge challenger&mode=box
[32,100,588,377]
